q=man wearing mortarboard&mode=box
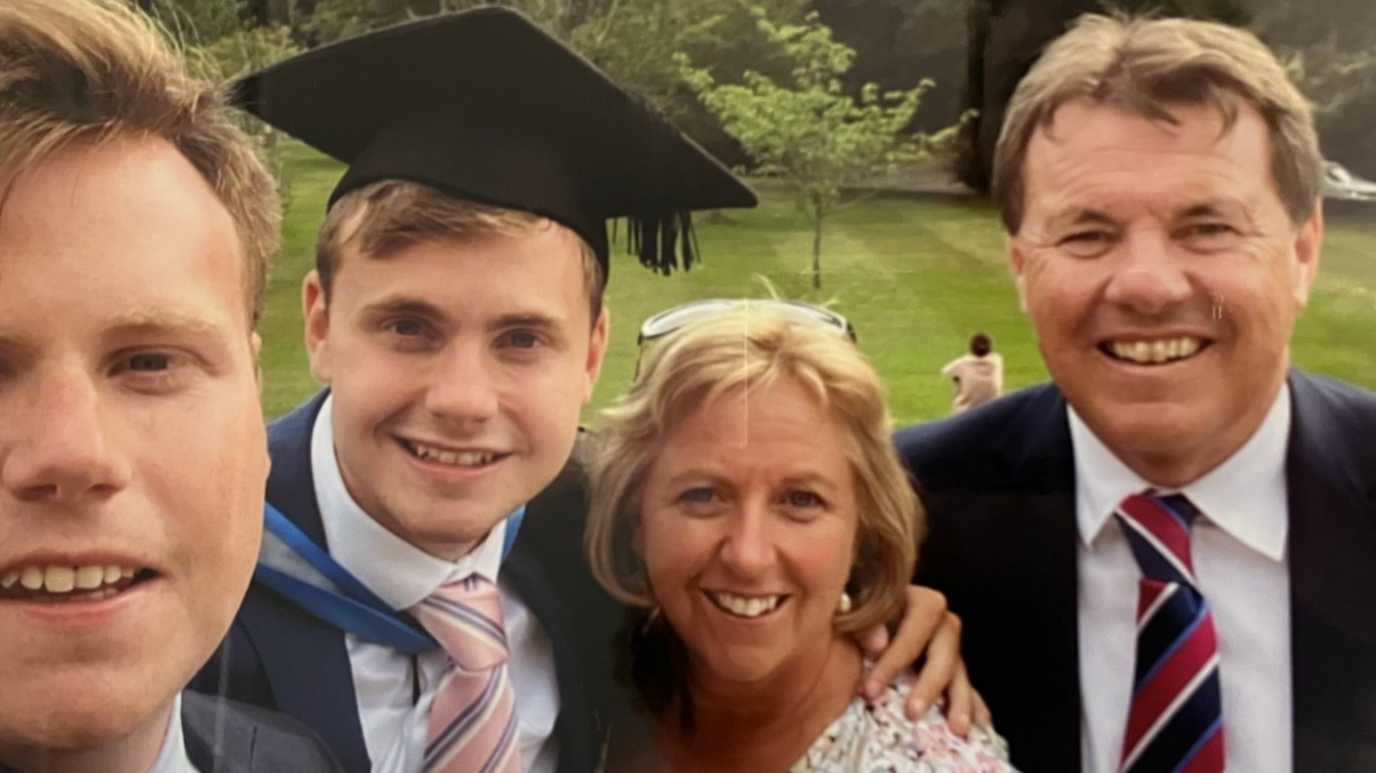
[191,9,977,773]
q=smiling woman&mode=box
[584,305,1014,773]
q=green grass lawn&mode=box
[260,146,1376,425]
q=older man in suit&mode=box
[0,1,341,772]
[898,13,1376,773]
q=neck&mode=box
[664,636,861,772]
[0,701,174,773]
[1135,384,1284,489]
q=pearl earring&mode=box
[837,592,853,614]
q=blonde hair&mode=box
[993,13,1323,234]
[316,180,606,322]
[586,305,920,635]
[0,0,280,328]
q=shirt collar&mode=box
[1070,384,1290,562]
[310,394,506,611]
[146,694,198,773]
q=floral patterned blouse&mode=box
[791,671,1016,773]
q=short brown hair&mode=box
[970,331,993,357]
[586,304,920,636]
[316,180,606,324]
[0,0,280,328]
[993,13,1323,234]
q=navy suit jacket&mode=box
[181,691,343,773]
[190,393,624,773]
[896,371,1376,772]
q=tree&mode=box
[572,0,808,165]
[187,25,304,204]
[141,0,302,202]
[1278,35,1376,176]
[143,0,248,45]
[299,0,413,43]
[952,0,1255,195]
[679,8,935,289]
[299,0,596,44]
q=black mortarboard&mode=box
[230,6,756,276]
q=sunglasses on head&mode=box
[636,299,857,346]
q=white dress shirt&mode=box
[1071,388,1293,773]
[311,396,561,773]
[148,694,199,773]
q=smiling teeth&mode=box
[709,592,781,618]
[410,442,495,467]
[1110,337,1201,364]
[1,565,136,594]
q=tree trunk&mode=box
[811,205,824,290]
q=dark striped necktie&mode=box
[1114,492,1226,773]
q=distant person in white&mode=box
[941,332,1004,414]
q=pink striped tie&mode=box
[1115,492,1225,773]
[411,575,521,773]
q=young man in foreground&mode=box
[0,1,341,772]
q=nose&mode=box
[718,500,774,578]
[1,368,132,504]
[422,342,500,426]
[1102,228,1193,316]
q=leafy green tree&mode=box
[186,25,304,205]
[300,0,413,43]
[680,8,935,289]
[291,0,810,162]
[1277,34,1376,175]
[574,0,805,106]
[1283,37,1376,121]
[299,0,593,44]
[572,0,807,164]
[144,0,248,45]
[140,0,301,201]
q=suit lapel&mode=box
[182,691,249,773]
[502,546,600,773]
[1285,372,1376,769]
[915,385,1082,772]
[266,392,331,547]
[502,458,622,773]
[995,385,1082,772]
[243,393,372,773]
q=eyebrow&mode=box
[0,308,234,367]
[1177,201,1245,220]
[360,296,449,320]
[1047,208,1118,232]
[359,297,568,337]
[778,472,844,493]
[658,468,843,491]
[487,313,562,333]
[0,308,229,344]
[102,307,228,340]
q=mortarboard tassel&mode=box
[658,214,675,274]
[681,211,698,269]
[622,91,704,275]
[629,211,697,275]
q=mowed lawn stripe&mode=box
[260,146,1376,425]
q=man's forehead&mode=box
[1035,99,1240,155]
[1024,103,1272,214]
[338,258,592,325]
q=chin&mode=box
[1,686,169,751]
[695,648,783,685]
[1085,398,1207,442]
